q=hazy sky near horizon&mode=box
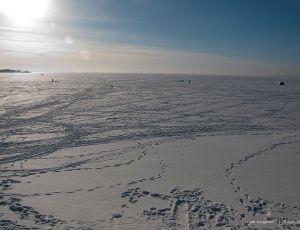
[0,0,300,75]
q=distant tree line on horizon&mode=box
[0,69,30,73]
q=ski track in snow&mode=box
[0,74,300,229]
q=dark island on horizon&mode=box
[0,69,30,73]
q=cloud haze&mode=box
[0,0,299,75]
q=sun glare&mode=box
[0,0,49,26]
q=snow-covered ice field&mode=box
[0,73,300,229]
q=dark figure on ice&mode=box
[279,81,285,85]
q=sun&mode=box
[0,0,49,26]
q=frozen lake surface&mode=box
[0,73,300,229]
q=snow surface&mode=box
[0,73,300,229]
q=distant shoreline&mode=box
[0,69,30,73]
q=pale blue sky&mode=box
[0,0,299,75]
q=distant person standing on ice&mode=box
[52,78,53,82]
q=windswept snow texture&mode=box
[0,73,300,229]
